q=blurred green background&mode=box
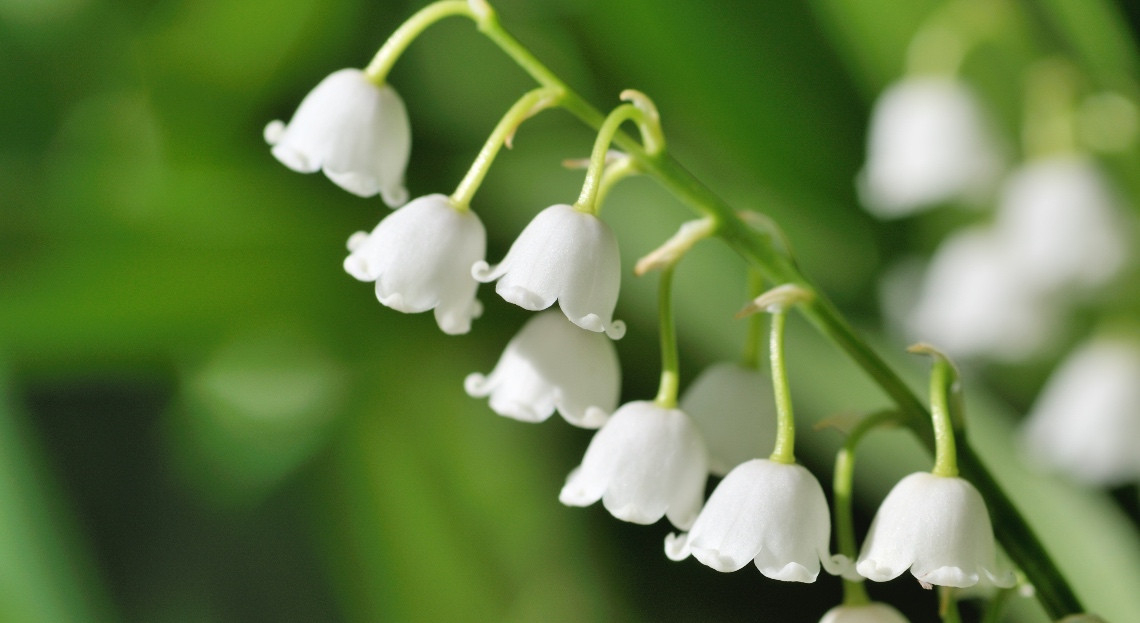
[3,0,1140,621]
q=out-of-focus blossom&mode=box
[465,311,619,428]
[993,156,1128,293]
[679,362,775,476]
[858,77,1002,218]
[899,228,1060,362]
[1021,337,1140,486]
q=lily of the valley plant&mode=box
[266,1,1112,621]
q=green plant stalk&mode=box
[574,103,648,213]
[832,411,899,606]
[451,87,562,208]
[740,270,766,369]
[654,265,680,409]
[768,310,796,464]
[388,3,1084,618]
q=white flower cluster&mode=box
[269,56,1016,623]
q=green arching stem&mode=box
[832,410,899,606]
[740,270,766,369]
[365,1,477,84]
[768,310,795,464]
[574,104,655,214]
[924,349,960,478]
[654,266,680,409]
[450,87,562,208]
[376,4,1083,618]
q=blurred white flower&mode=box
[343,194,484,335]
[819,603,911,623]
[898,228,1060,362]
[472,204,626,339]
[1020,337,1140,486]
[265,68,411,206]
[560,401,707,529]
[993,156,1128,293]
[858,77,1002,218]
[679,362,775,476]
[464,310,620,428]
[664,459,844,583]
[857,472,1014,588]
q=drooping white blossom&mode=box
[679,362,775,476]
[464,310,620,428]
[265,68,411,206]
[1020,337,1140,486]
[472,204,626,339]
[858,77,1002,218]
[343,194,484,335]
[856,472,1015,588]
[993,156,1128,294]
[899,228,1060,362]
[819,603,911,623]
[665,459,845,583]
[560,401,707,529]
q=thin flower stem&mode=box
[365,1,477,84]
[919,347,960,478]
[740,270,766,369]
[418,5,1083,618]
[768,310,795,464]
[940,587,963,623]
[654,266,680,409]
[833,410,898,606]
[574,104,653,214]
[450,87,562,208]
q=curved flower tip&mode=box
[465,311,619,427]
[560,401,707,528]
[680,362,776,476]
[665,459,836,583]
[343,194,485,334]
[476,204,624,338]
[819,602,911,623]
[267,68,411,206]
[857,472,1014,589]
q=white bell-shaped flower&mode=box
[993,156,1128,294]
[902,228,1060,362]
[1020,337,1140,486]
[665,458,842,583]
[819,603,911,623]
[472,204,626,339]
[265,68,411,207]
[680,363,776,476]
[858,77,1002,218]
[343,194,484,335]
[464,310,620,428]
[856,472,1015,588]
[560,400,707,529]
